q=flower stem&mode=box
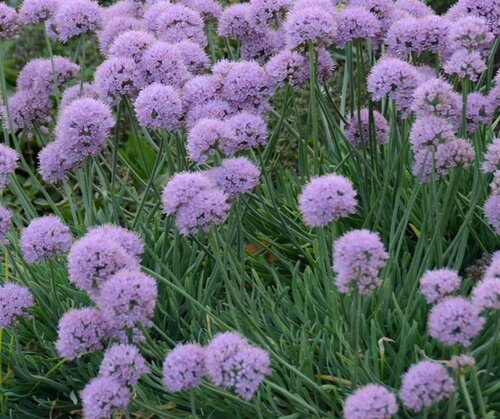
[459,374,476,419]
[351,291,361,390]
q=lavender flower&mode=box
[20,0,58,24]
[248,0,292,28]
[444,50,487,82]
[20,216,73,263]
[162,172,214,215]
[225,112,268,153]
[155,5,206,46]
[284,6,336,49]
[144,1,173,33]
[85,224,144,261]
[463,0,500,37]
[333,229,388,295]
[38,141,71,183]
[178,0,222,21]
[448,16,494,54]
[0,204,12,245]
[99,343,149,387]
[0,144,18,189]
[60,83,99,111]
[182,75,222,111]
[3,90,52,133]
[240,29,280,65]
[449,354,476,372]
[435,138,475,173]
[334,7,381,48]
[187,118,232,164]
[299,174,357,228]
[483,138,500,174]
[0,283,33,327]
[484,252,500,280]
[265,50,309,90]
[163,343,206,391]
[205,332,271,400]
[218,4,252,38]
[102,0,141,21]
[207,157,260,199]
[134,83,183,131]
[419,269,461,304]
[394,0,433,18]
[109,30,155,64]
[97,16,142,55]
[385,16,421,58]
[175,40,210,75]
[55,308,108,360]
[0,4,21,39]
[343,384,398,419]
[185,99,234,129]
[345,109,389,149]
[409,116,455,153]
[317,48,335,83]
[484,194,500,234]
[81,376,131,419]
[94,57,139,105]
[54,0,102,42]
[465,92,492,132]
[399,360,455,412]
[417,15,450,55]
[472,278,500,311]
[428,297,485,346]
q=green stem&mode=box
[351,291,361,390]
[459,374,476,419]
[471,370,487,418]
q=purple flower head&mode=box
[134,83,183,131]
[86,224,144,261]
[175,188,230,235]
[99,343,149,387]
[429,297,485,346]
[416,15,450,55]
[334,7,381,48]
[174,40,210,75]
[54,0,102,41]
[185,99,234,129]
[0,4,20,39]
[139,41,191,88]
[55,308,108,360]
[436,138,475,174]
[212,59,236,79]
[163,343,206,392]
[345,109,389,149]
[94,57,139,105]
[20,0,58,24]
[463,0,500,37]
[449,354,476,372]
[400,360,455,412]
[240,29,281,65]
[81,376,131,419]
[299,174,357,228]
[0,144,18,189]
[284,6,336,49]
[162,172,213,215]
[343,384,398,419]
[38,141,72,183]
[333,229,388,295]
[419,268,461,304]
[225,112,268,154]
[488,71,500,117]
[3,90,52,133]
[97,270,158,337]
[102,0,142,21]
[109,30,155,64]
[265,50,309,90]
[218,4,252,38]
[412,79,462,127]
[349,0,396,36]
[68,236,139,299]
[222,61,272,114]
[97,16,142,55]
[207,157,260,199]
[483,138,500,174]
[317,48,335,83]
[394,0,433,18]
[472,278,500,311]
[248,0,292,28]
[0,283,33,328]
[485,252,500,279]
[178,0,222,21]
[182,75,221,110]
[60,83,99,111]
[187,118,232,163]
[20,216,73,263]
[484,194,500,234]
[448,16,494,54]
[144,1,173,33]
[444,50,486,82]
[385,16,421,58]
[155,5,206,46]
[205,332,271,400]
[0,204,12,245]
[465,92,492,132]
[367,58,421,117]
[444,1,468,21]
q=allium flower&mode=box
[173,40,210,75]
[466,92,492,132]
[222,61,272,114]
[213,59,237,79]
[483,138,500,174]
[102,0,141,21]
[60,83,99,111]
[248,0,291,28]
[20,0,58,24]
[435,138,475,173]
[484,252,500,280]
[97,270,158,337]
[334,7,380,48]
[144,1,173,33]
[20,216,73,263]
[333,229,388,295]
[94,57,139,105]
[316,48,335,83]
[0,204,12,245]
[345,109,389,149]
[0,283,33,328]
[185,99,234,129]
[55,308,108,360]
[109,30,155,64]
[3,90,52,133]
[343,384,398,419]
[155,5,206,46]
[178,0,222,21]
[0,144,18,189]
[0,4,21,39]
[484,194,500,234]
[175,189,230,235]
[182,75,221,110]
[299,174,357,228]
[99,344,149,387]
[68,236,139,299]
[97,16,142,55]
[265,50,309,90]
[399,360,455,412]
[411,149,437,182]
[162,172,213,215]
[394,0,433,18]
[218,4,252,38]
[56,98,115,163]
[411,79,462,127]
[81,377,131,419]
[428,297,485,346]
[139,41,191,88]
[448,16,494,54]
[54,0,102,41]
[225,112,268,153]
[385,17,421,58]
[205,332,271,400]
[134,83,183,131]
[449,354,476,372]
[463,0,500,37]
[472,278,500,311]
[350,0,397,36]
[419,269,461,304]
[208,157,260,199]
[409,116,455,152]
[85,224,144,261]
[284,6,336,49]
[444,50,487,82]
[38,141,72,183]
[163,343,206,392]
[240,29,280,65]
[367,58,421,116]
[417,15,450,55]
[489,72,500,117]
[187,119,232,163]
